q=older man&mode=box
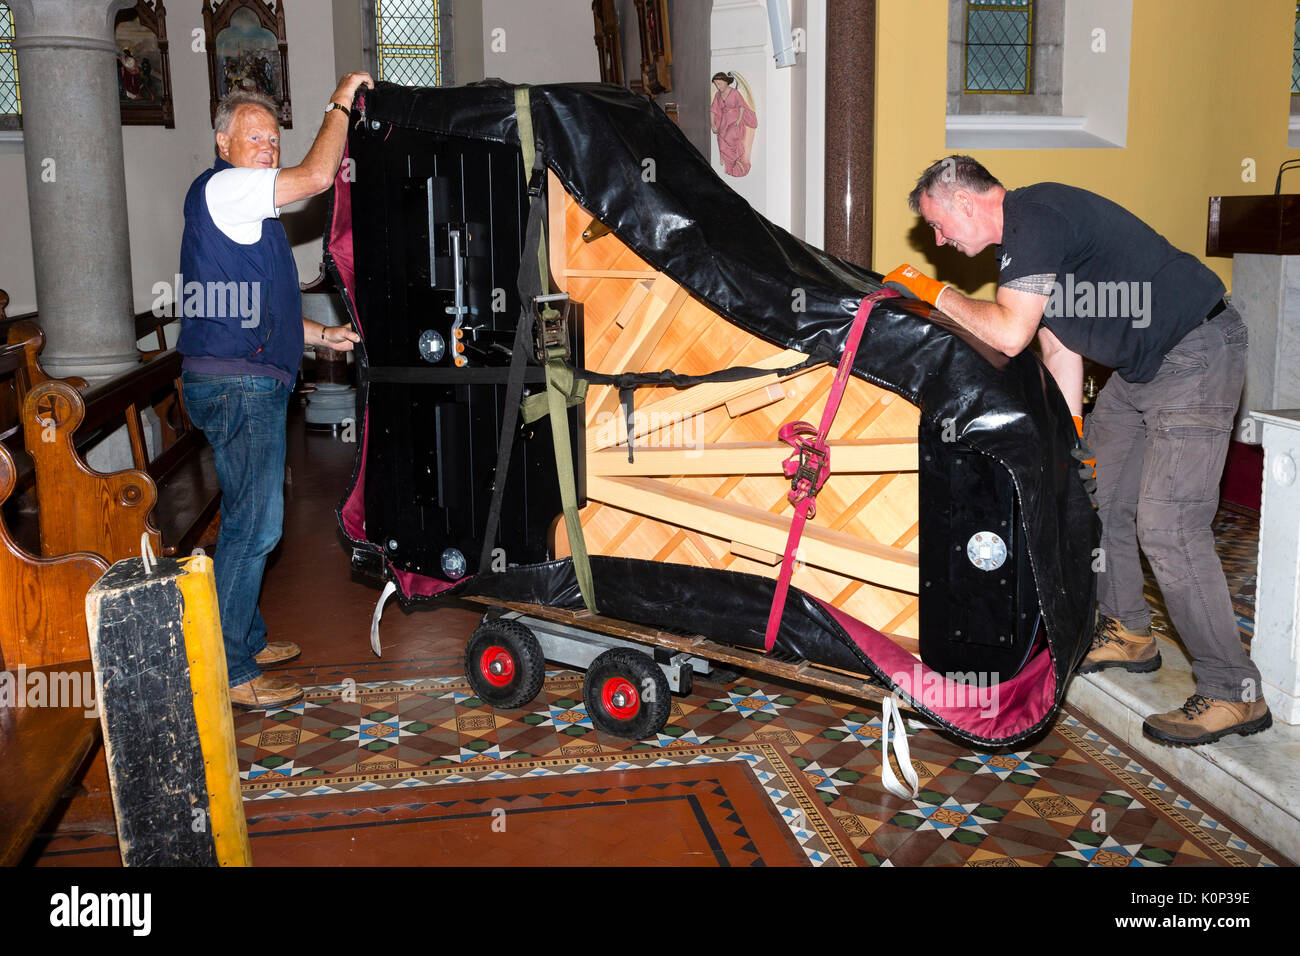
[884,155,1269,747]
[177,74,369,710]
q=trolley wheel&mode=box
[583,647,671,739]
[465,619,546,709]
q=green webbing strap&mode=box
[543,345,598,613]
[515,85,598,613]
[514,86,551,300]
[521,362,587,423]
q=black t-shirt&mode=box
[996,183,1224,382]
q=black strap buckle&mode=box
[791,444,829,497]
[533,293,572,362]
[527,165,545,199]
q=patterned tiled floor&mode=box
[39,665,1279,867]
[33,505,1283,867]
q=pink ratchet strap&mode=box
[763,289,898,652]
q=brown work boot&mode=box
[229,675,304,711]
[253,641,301,667]
[1079,616,1161,674]
[1144,694,1272,746]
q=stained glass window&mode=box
[964,0,1033,94]
[1292,2,1299,94]
[376,0,447,88]
[0,2,20,127]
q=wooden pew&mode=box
[0,290,89,406]
[5,320,90,398]
[0,338,40,552]
[0,442,108,865]
[24,349,221,562]
[24,378,161,561]
[136,306,175,358]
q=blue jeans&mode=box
[182,372,290,688]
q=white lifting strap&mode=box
[140,532,158,575]
[370,580,397,657]
[880,693,920,800]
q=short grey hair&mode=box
[908,155,1002,213]
[214,91,278,134]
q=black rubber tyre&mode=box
[464,619,546,709]
[583,647,672,739]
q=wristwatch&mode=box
[324,101,349,117]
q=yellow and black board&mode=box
[86,554,250,867]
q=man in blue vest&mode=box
[178,74,369,710]
[885,155,1270,748]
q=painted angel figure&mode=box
[710,71,757,177]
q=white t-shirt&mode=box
[204,167,281,245]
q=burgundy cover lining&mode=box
[815,598,1058,739]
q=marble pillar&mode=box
[823,0,874,269]
[9,0,141,383]
[1231,254,1300,443]
[1253,410,1300,725]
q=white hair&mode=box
[214,91,278,134]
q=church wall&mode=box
[479,0,599,84]
[872,0,1300,296]
[3,2,374,316]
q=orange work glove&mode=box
[1072,415,1098,509]
[1072,415,1096,470]
[883,264,949,308]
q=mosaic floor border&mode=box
[232,670,1282,868]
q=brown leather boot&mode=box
[1144,695,1272,746]
[1079,616,1161,674]
[229,675,304,711]
[253,641,302,667]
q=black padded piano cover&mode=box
[326,81,1098,747]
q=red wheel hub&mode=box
[601,676,640,720]
[480,645,515,687]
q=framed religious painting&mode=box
[203,0,292,129]
[592,0,623,86]
[115,0,174,127]
[632,0,671,96]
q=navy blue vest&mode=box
[176,158,302,388]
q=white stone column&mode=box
[1252,410,1300,725]
[1231,254,1300,443]
[8,0,140,382]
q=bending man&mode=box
[885,155,1268,747]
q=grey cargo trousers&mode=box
[1085,305,1261,703]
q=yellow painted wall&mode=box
[873,0,1300,297]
